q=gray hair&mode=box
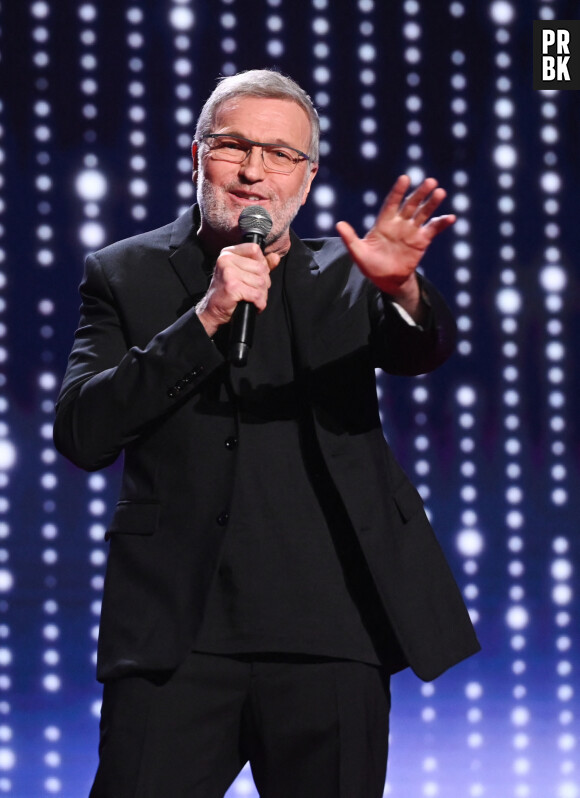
[195,69,320,163]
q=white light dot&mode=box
[267,40,284,57]
[558,685,574,702]
[40,473,57,490]
[453,242,472,260]
[457,529,484,557]
[496,287,522,314]
[43,624,60,641]
[169,7,195,29]
[44,727,61,743]
[361,118,378,135]
[511,706,530,726]
[313,185,335,208]
[0,749,14,770]
[413,386,429,404]
[546,341,565,362]
[75,169,107,201]
[44,751,61,768]
[315,212,334,231]
[506,606,529,630]
[456,386,476,407]
[32,1,50,17]
[79,222,106,249]
[266,14,283,31]
[490,1,515,24]
[540,265,566,293]
[407,166,425,186]
[89,499,106,516]
[173,58,192,77]
[0,570,12,593]
[498,195,515,214]
[0,443,16,472]
[314,66,331,84]
[468,732,484,748]
[129,178,148,198]
[465,682,483,700]
[90,550,106,567]
[494,98,514,118]
[405,47,421,64]
[558,734,576,753]
[43,675,61,692]
[551,559,573,580]
[361,141,378,159]
[403,21,421,40]
[358,43,376,61]
[541,171,562,193]
[312,17,330,35]
[494,143,517,169]
[452,193,470,213]
[452,122,468,138]
[553,585,573,606]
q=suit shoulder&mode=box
[301,235,369,282]
[89,208,194,267]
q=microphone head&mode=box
[238,205,273,239]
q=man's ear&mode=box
[300,163,319,206]
[191,141,199,186]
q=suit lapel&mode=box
[283,230,322,371]
[168,206,210,300]
[164,214,342,371]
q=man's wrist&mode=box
[389,274,429,325]
[195,301,221,338]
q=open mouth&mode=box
[230,191,269,204]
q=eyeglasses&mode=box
[198,133,312,174]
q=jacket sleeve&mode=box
[53,252,225,471]
[368,274,457,376]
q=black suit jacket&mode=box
[54,206,480,682]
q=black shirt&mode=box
[194,254,395,665]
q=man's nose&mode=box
[238,147,265,180]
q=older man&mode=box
[55,69,479,798]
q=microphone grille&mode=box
[238,205,273,238]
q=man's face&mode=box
[193,97,318,255]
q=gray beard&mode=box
[196,172,308,248]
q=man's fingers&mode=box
[398,178,439,219]
[423,214,456,239]
[412,187,448,226]
[336,219,359,247]
[266,252,281,272]
[336,220,366,260]
[375,175,412,222]
[336,220,370,270]
[220,243,268,268]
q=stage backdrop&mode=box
[0,0,579,795]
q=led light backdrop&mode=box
[0,0,579,796]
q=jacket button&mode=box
[216,511,229,526]
[224,436,238,450]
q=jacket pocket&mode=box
[105,501,161,540]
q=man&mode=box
[55,69,480,798]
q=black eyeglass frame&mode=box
[197,133,312,172]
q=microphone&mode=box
[229,205,273,367]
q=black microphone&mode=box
[229,205,273,367]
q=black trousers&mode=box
[89,652,391,798]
